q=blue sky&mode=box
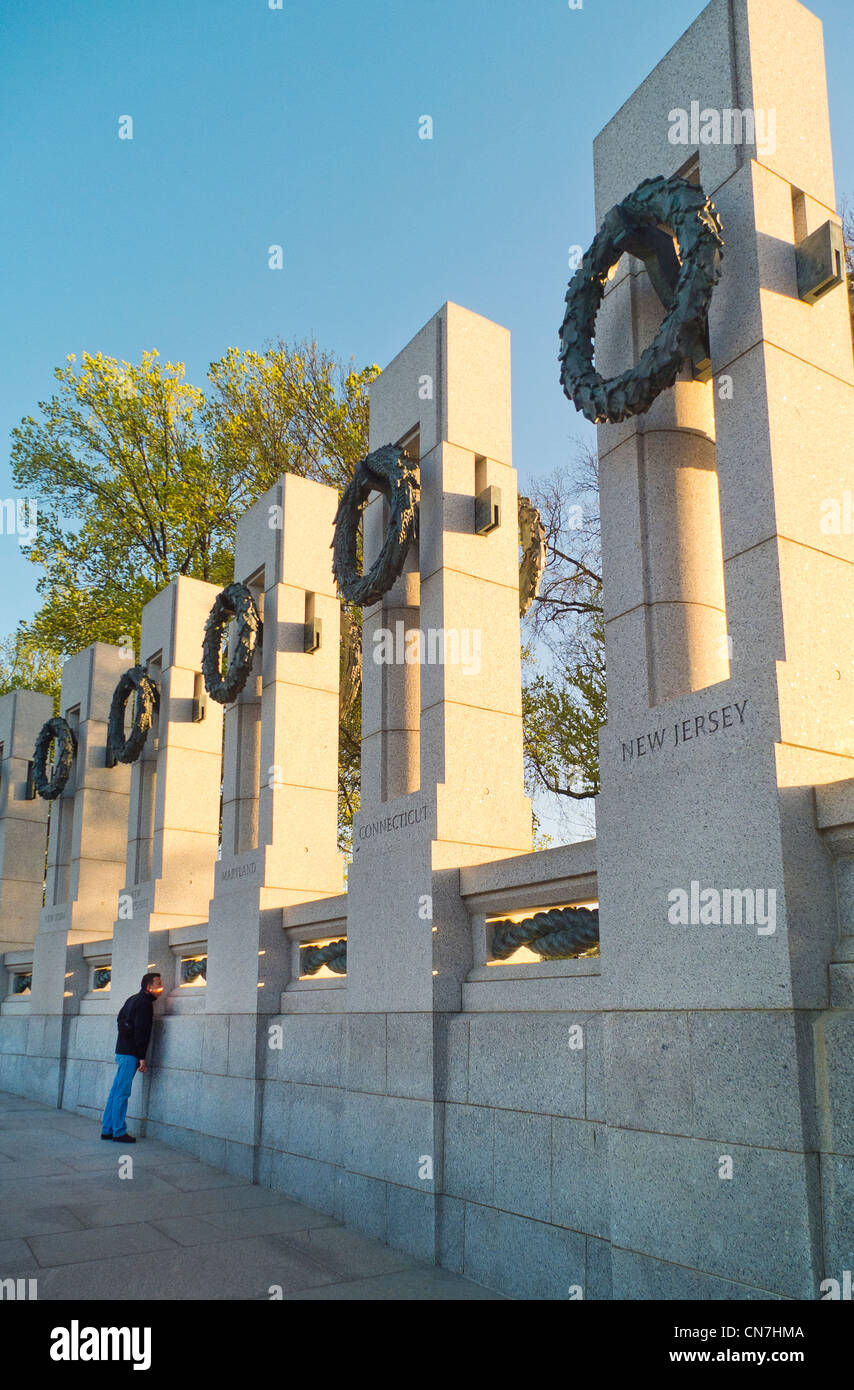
[2,0,853,648]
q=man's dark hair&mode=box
[141,972,162,990]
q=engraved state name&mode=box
[221,861,258,881]
[622,698,748,761]
[356,804,429,843]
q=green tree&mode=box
[10,343,378,847]
[11,350,239,662]
[0,631,63,704]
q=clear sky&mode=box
[2,0,853,647]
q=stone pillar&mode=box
[815,779,854,991]
[109,577,225,1009]
[596,267,729,706]
[342,302,533,1259]
[0,690,52,955]
[26,644,132,1104]
[814,776,854,1285]
[592,0,853,1299]
[201,474,344,1174]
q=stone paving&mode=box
[0,1091,501,1300]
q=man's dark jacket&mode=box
[116,990,154,1061]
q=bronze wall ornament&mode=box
[331,444,419,606]
[518,495,547,617]
[301,938,347,976]
[339,607,362,719]
[31,716,77,800]
[106,665,159,765]
[182,956,207,984]
[490,904,600,960]
[559,174,724,423]
[202,582,263,705]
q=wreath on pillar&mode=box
[202,582,263,705]
[332,444,419,606]
[559,173,724,423]
[106,665,159,765]
[32,716,77,800]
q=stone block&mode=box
[435,1014,468,1103]
[443,1103,494,1204]
[611,1247,784,1300]
[604,1011,693,1132]
[608,1128,820,1297]
[147,1067,200,1132]
[552,1118,610,1239]
[144,1119,199,1156]
[201,1016,229,1075]
[227,1014,259,1079]
[273,1014,343,1088]
[286,1083,325,1160]
[468,1013,586,1116]
[386,1183,436,1264]
[493,1109,551,1222]
[224,1140,255,1180]
[155,1016,203,1072]
[816,1011,854,1157]
[259,1080,291,1151]
[820,1154,854,1286]
[197,1134,227,1169]
[584,1014,605,1122]
[335,1169,387,1241]
[198,1073,254,1144]
[342,1013,386,1094]
[343,1091,433,1189]
[689,1010,812,1149]
[386,1013,433,1100]
[585,1237,613,1300]
[436,1194,465,1274]
[463,1203,586,1300]
[269,1150,336,1213]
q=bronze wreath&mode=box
[202,582,263,705]
[107,665,159,765]
[490,905,599,961]
[32,716,77,800]
[332,444,419,606]
[559,174,724,423]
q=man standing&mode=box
[100,972,162,1143]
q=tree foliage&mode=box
[520,443,604,815]
[10,343,378,847]
[11,351,239,659]
[0,631,63,704]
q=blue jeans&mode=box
[101,1053,140,1137]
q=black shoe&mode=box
[112,1133,136,1143]
[100,1133,113,1140]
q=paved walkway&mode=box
[0,1091,500,1300]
